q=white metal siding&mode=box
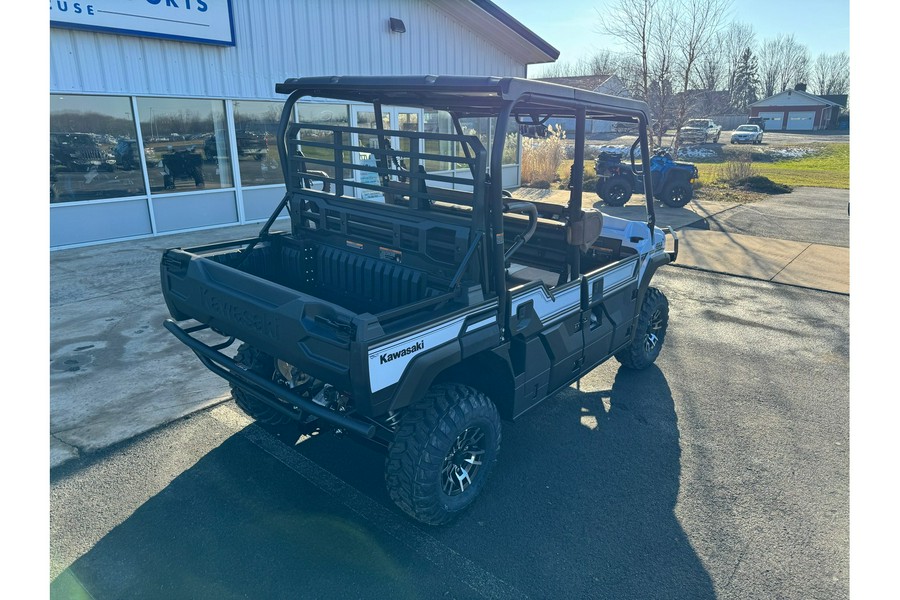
[50,0,527,98]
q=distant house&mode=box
[534,75,631,133]
[749,88,845,131]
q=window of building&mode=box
[424,110,454,172]
[232,100,283,187]
[296,102,351,181]
[50,95,145,203]
[137,97,232,194]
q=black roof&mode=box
[275,76,650,123]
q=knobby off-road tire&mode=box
[661,179,693,208]
[386,383,501,526]
[599,176,633,207]
[615,287,669,370]
[232,344,295,426]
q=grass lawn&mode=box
[751,143,849,189]
[531,142,849,204]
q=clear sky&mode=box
[491,0,850,75]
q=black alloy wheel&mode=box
[599,176,633,206]
[386,383,501,525]
[615,287,669,369]
[661,180,693,208]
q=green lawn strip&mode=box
[752,143,849,189]
[548,143,848,191]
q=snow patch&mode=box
[763,147,820,158]
[677,147,718,159]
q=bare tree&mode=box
[671,0,732,155]
[596,0,658,109]
[758,34,811,97]
[696,22,754,93]
[647,1,680,146]
[695,33,725,92]
[812,51,850,95]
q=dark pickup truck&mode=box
[161,76,677,525]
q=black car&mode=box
[205,130,269,161]
[50,133,108,172]
[747,116,766,131]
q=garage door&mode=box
[758,111,784,131]
[786,111,816,131]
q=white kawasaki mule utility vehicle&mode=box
[161,76,678,525]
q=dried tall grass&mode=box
[520,124,566,185]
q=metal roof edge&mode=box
[467,0,560,61]
[750,88,840,107]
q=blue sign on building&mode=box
[50,0,235,46]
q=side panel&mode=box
[365,306,501,414]
[582,256,641,367]
[508,278,584,414]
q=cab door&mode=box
[581,255,641,369]
[508,276,585,407]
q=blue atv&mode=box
[595,146,699,208]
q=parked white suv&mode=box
[678,119,722,144]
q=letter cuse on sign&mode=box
[50,0,235,46]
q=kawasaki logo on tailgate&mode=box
[380,341,424,364]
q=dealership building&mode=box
[49,0,558,249]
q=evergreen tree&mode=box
[731,47,760,110]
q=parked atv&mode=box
[161,146,205,189]
[595,146,699,208]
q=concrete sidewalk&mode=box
[49,195,849,469]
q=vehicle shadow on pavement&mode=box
[51,365,714,599]
[285,364,716,599]
[455,364,716,599]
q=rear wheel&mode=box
[661,179,693,208]
[615,287,669,370]
[232,344,296,426]
[386,383,501,525]
[599,176,633,206]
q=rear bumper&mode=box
[164,319,376,438]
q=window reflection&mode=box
[136,97,232,194]
[297,103,350,180]
[423,110,453,172]
[50,95,145,203]
[233,100,282,186]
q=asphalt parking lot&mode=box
[49,170,850,596]
[50,267,849,600]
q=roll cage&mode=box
[264,75,658,334]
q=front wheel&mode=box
[615,287,669,369]
[661,179,693,208]
[599,176,633,206]
[386,383,501,525]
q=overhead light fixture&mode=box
[389,18,406,34]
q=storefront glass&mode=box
[232,100,283,186]
[296,103,350,180]
[424,110,453,172]
[50,95,145,203]
[136,97,232,194]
